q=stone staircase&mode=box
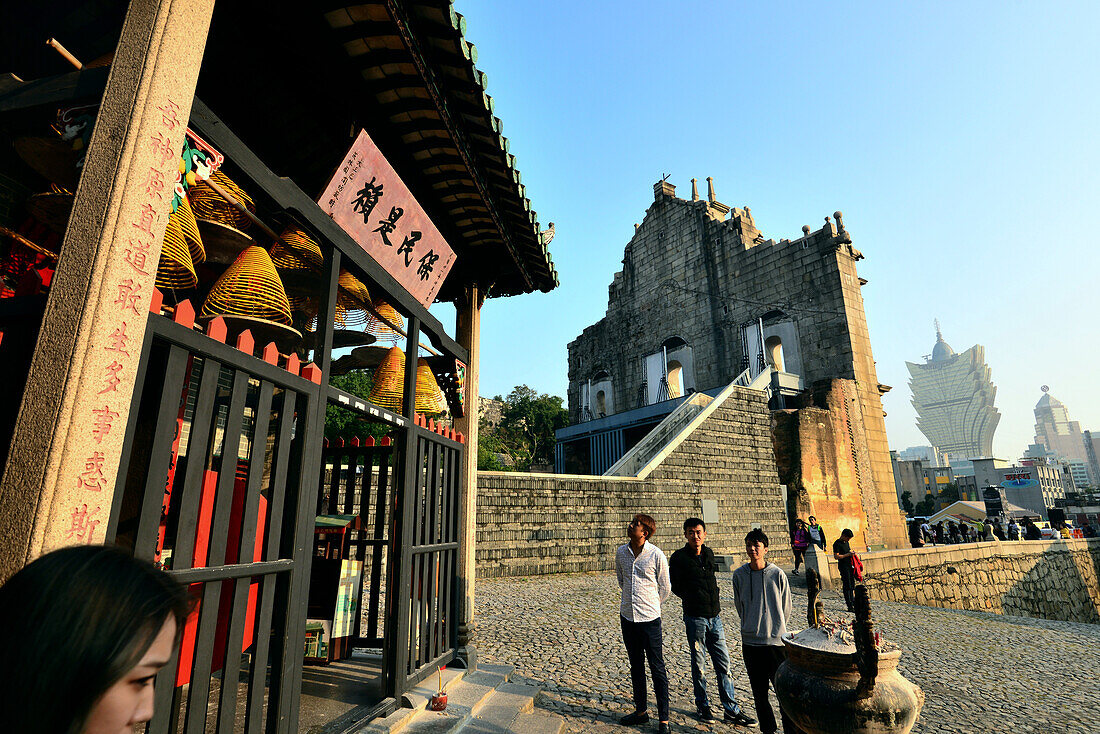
[364,664,563,734]
[603,392,713,476]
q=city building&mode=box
[1085,430,1100,487]
[905,325,999,465]
[897,445,948,464]
[956,458,1068,517]
[1033,387,1089,466]
[891,452,925,505]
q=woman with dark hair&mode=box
[790,519,809,575]
[0,544,189,734]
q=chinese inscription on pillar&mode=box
[48,98,191,548]
[318,129,456,308]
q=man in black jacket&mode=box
[669,518,756,726]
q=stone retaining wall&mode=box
[476,387,791,578]
[810,538,1100,624]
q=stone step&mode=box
[362,667,467,734]
[377,663,563,734]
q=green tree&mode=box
[900,490,915,515]
[476,385,568,471]
[324,371,392,444]
[913,492,936,516]
[938,482,960,503]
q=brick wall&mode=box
[476,387,791,577]
[812,539,1100,624]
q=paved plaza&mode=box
[475,568,1100,733]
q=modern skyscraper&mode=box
[1033,387,1089,467]
[906,324,1000,464]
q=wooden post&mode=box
[0,0,216,579]
[453,282,483,668]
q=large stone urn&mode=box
[774,578,923,734]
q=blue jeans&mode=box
[683,615,742,716]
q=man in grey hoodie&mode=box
[732,528,801,734]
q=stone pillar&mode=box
[0,0,216,579]
[453,282,484,668]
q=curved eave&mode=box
[324,1,558,299]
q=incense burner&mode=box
[775,635,923,734]
[776,576,923,734]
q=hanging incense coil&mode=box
[365,301,403,344]
[155,209,198,289]
[369,346,405,412]
[25,185,75,234]
[334,303,371,328]
[0,225,57,261]
[13,136,82,191]
[175,195,205,266]
[0,226,57,296]
[415,358,446,414]
[272,224,323,271]
[200,246,293,325]
[285,287,319,320]
[189,169,255,231]
[338,270,372,309]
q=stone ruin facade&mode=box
[566,178,907,549]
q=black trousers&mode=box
[620,616,669,721]
[839,564,856,610]
[742,644,803,734]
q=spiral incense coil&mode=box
[368,346,405,412]
[334,303,371,328]
[200,245,292,325]
[338,270,372,309]
[156,213,199,289]
[174,195,205,266]
[285,287,319,320]
[0,225,57,260]
[189,169,255,231]
[415,358,446,414]
[272,225,323,271]
[366,300,403,344]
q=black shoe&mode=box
[619,711,650,726]
[697,707,717,722]
[725,709,758,727]
[657,723,672,734]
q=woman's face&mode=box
[83,617,176,734]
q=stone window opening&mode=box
[590,369,614,417]
[667,360,684,398]
[765,335,785,373]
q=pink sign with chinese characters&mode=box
[319,129,456,308]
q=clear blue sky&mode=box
[439,0,1100,460]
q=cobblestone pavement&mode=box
[475,569,1100,733]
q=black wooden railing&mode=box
[318,437,395,648]
[397,427,462,687]
[108,303,325,734]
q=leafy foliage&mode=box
[900,490,915,515]
[324,371,391,444]
[477,385,568,471]
[913,492,936,516]
[938,482,960,503]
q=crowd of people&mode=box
[906,516,1100,548]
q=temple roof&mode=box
[2,1,557,301]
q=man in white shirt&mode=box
[616,513,672,734]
